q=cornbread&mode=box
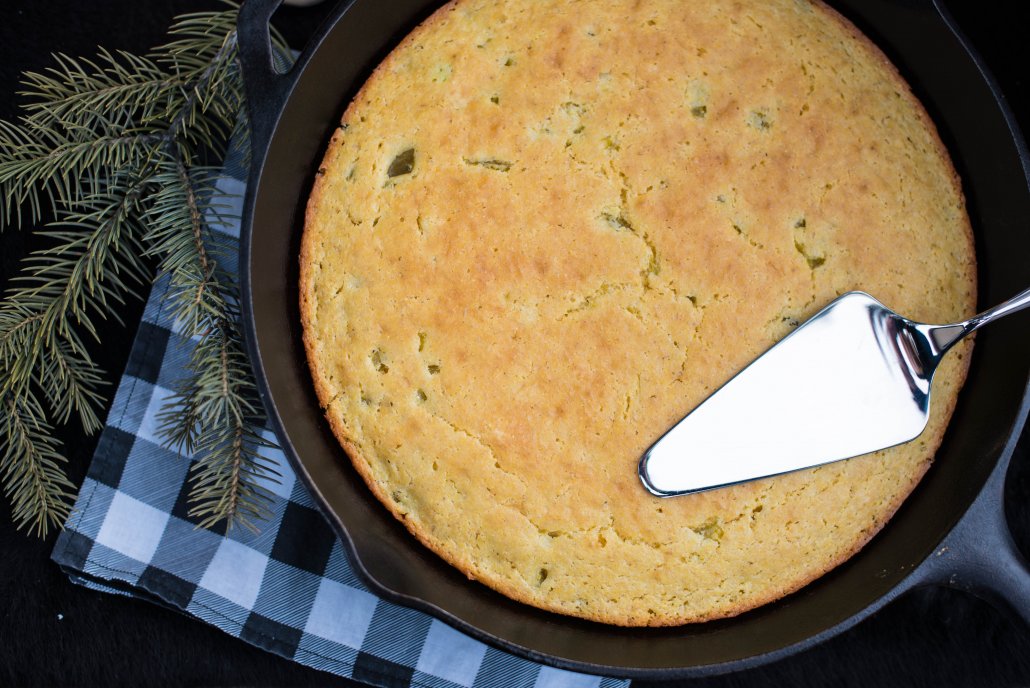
[300,0,976,626]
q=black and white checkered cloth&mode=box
[50,141,630,688]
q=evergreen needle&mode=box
[0,2,289,537]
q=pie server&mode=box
[639,286,1030,496]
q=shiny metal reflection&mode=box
[639,287,1030,497]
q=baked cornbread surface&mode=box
[300,0,976,626]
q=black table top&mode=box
[1,1,1028,686]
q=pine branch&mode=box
[0,4,264,230]
[0,176,150,432]
[18,49,175,130]
[144,159,228,328]
[37,338,108,432]
[160,31,243,154]
[0,121,160,228]
[6,177,151,337]
[159,322,278,532]
[146,151,279,531]
[0,2,292,536]
[0,393,77,537]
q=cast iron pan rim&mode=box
[933,0,1030,182]
[238,0,1030,678]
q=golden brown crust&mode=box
[299,0,976,626]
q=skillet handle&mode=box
[237,0,292,158]
[912,435,1030,628]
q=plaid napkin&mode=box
[50,140,630,688]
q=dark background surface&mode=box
[1,1,1028,686]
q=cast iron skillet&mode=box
[238,0,1030,678]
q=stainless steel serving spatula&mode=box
[639,287,1030,497]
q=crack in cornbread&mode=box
[300,0,976,626]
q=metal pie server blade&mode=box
[639,287,1030,497]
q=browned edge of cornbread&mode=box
[297,0,977,626]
